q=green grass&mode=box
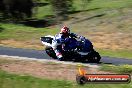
[97,49,132,59]
[35,5,53,19]
[34,0,132,18]
[0,23,59,41]
[100,64,132,74]
[0,70,131,88]
[0,70,72,88]
[86,0,132,9]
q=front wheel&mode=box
[45,46,57,59]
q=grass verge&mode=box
[97,49,132,59]
[100,64,132,74]
[0,70,72,88]
[0,70,132,88]
[0,23,58,41]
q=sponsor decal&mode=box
[76,66,131,84]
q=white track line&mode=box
[0,55,99,68]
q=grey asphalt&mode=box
[0,46,132,65]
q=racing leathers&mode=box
[51,33,78,60]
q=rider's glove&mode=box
[56,38,65,44]
[70,33,78,38]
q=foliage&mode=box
[49,0,73,21]
[0,0,74,22]
[0,0,34,21]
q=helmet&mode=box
[60,26,70,34]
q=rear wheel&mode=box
[88,51,101,63]
[92,51,101,63]
[45,46,57,59]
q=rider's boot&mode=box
[54,50,64,61]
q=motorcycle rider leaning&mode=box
[52,26,78,60]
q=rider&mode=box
[52,26,78,60]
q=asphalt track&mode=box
[0,46,132,65]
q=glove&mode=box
[70,33,78,38]
[56,38,65,43]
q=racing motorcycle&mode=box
[40,34,101,63]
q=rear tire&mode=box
[88,51,101,63]
[92,51,101,63]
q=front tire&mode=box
[58,57,64,61]
[45,46,57,59]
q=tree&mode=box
[82,0,92,10]
[0,0,34,21]
[49,0,73,21]
[0,0,5,16]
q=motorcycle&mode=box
[40,34,101,63]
